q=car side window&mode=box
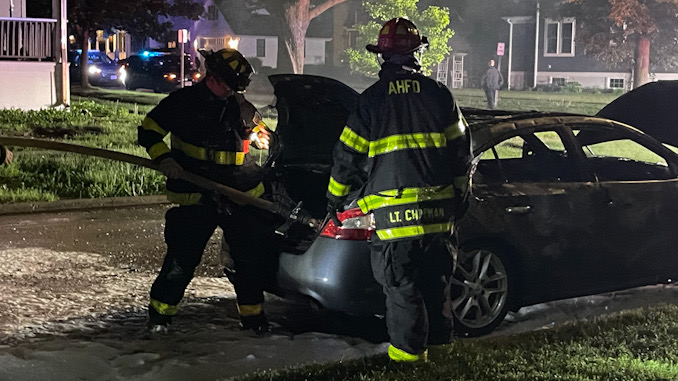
[475,128,578,184]
[573,127,672,181]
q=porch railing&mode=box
[0,17,56,60]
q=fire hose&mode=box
[0,136,319,232]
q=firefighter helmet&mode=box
[199,48,254,92]
[366,18,428,55]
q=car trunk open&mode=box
[266,75,358,220]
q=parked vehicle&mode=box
[263,75,678,337]
[121,51,199,93]
[68,50,123,87]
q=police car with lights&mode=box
[120,51,200,93]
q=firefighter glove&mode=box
[158,157,183,179]
[249,125,271,150]
[326,202,342,227]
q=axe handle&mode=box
[0,136,280,215]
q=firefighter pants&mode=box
[370,234,454,355]
[150,201,280,313]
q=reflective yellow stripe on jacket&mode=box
[368,120,468,157]
[339,126,369,153]
[328,176,350,198]
[357,186,455,213]
[171,135,246,165]
[140,117,170,159]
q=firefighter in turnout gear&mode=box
[139,48,276,334]
[326,18,472,362]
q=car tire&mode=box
[125,80,135,91]
[450,243,513,337]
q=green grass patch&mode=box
[453,89,619,115]
[238,304,678,381]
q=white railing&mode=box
[0,17,56,60]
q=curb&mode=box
[0,195,170,216]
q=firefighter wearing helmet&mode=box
[138,48,277,335]
[327,18,472,362]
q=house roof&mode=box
[215,0,332,38]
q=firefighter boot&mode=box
[240,313,271,335]
[147,306,172,334]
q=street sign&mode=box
[178,29,189,44]
[497,42,505,56]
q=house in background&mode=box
[0,0,69,110]
[155,0,332,73]
[503,5,678,90]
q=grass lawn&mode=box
[237,304,678,381]
[453,88,620,115]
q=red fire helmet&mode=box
[366,17,428,55]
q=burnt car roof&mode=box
[461,109,661,155]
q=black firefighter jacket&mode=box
[327,63,472,241]
[138,81,265,205]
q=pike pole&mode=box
[0,136,318,230]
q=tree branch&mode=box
[309,0,346,20]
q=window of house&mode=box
[551,77,566,86]
[609,78,624,89]
[207,5,218,21]
[545,18,575,57]
[256,39,266,57]
[347,28,358,49]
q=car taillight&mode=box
[320,207,374,241]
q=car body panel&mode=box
[275,237,383,315]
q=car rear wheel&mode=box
[450,245,512,337]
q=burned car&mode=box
[264,75,678,337]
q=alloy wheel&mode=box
[451,248,509,332]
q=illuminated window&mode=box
[545,18,575,57]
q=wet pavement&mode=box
[0,202,677,380]
[0,204,224,277]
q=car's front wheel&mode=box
[450,245,512,337]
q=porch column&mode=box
[52,0,69,107]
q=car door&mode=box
[466,123,606,305]
[571,122,678,288]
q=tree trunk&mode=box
[282,0,311,74]
[80,28,92,89]
[634,35,650,89]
